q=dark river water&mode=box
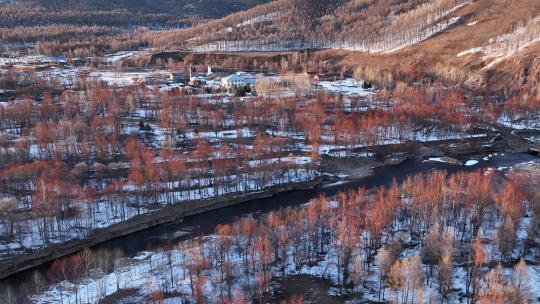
[2,152,539,293]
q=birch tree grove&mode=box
[18,168,538,303]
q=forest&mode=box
[0,0,269,56]
[1,0,539,302]
[4,165,539,303]
[0,0,477,56]
[151,0,470,53]
[0,64,539,267]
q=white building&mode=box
[0,55,66,67]
[189,75,207,86]
[221,72,258,89]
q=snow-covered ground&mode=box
[464,159,479,166]
[0,164,316,258]
[104,51,143,63]
[426,154,513,170]
[30,163,540,304]
[497,115,540,130]
[88,71,157,86]
[456,14,540,68]
[457,47,483,57]
[316,79,374,97]
[235,12,279,28]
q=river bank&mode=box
[22,152,540,304]
[0,175,334,280]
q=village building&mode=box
[221,72,258,89]
[189,75,207,87]
[144,75,169,85]
[168,72,190,85]
[0,55,67,69]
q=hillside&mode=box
[152,0,540,95]
[0,0,270,56]
[14,0,270,19]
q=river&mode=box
[1,152,538,297]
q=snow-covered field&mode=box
[88,71,159,86]
[497,115,540,130]
[104,51,144,63]
[30,161,540,304]
[316,79,374,97]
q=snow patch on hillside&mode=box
[236,12,278,27]
[457,14,540,68]
[191,1,470,54]
[457,47,483,57]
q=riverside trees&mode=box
[22,168,539,303]
[1,66,539,301]
[0,73,536,261]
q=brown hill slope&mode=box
[9,0,270,20]
[154,0,540,95]
[340,0,540,94]
[0,0,270,56]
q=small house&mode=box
[169,72,190,85]
[145,75,168,85]
[221,72,258,89]
[189,75,207,87]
